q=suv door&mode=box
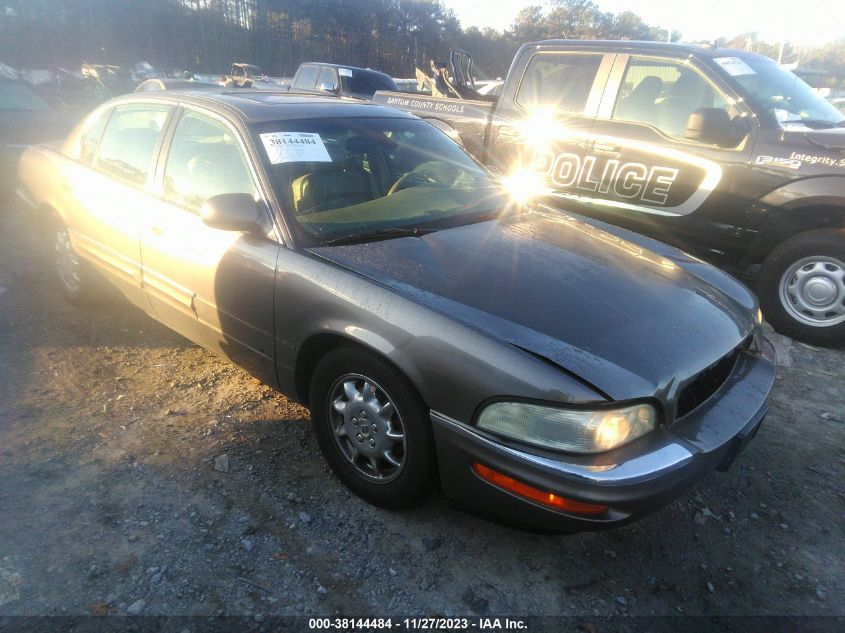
[582,53,756,260]
[140,107,280,384]
[62,102,173,309]
[486,49,615,183]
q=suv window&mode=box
[163,111,255,211]
[613,58,731,140]
[316,67,337,91]
[516,53,603,115]
[95,104,170,187]
[76,107,111,165]
[294,65,319,89]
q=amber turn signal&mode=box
[472,463,608,516]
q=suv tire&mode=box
[758,229,845,346]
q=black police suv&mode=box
[375,41,845,346]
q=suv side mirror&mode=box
[317,81,338,93]
[200,193,264,234]
[686,108,738,146]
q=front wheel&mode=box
[758,229,845,346]
[308,347,436,509]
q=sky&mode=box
[444,0,845,47]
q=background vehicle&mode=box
[135,78,219,92]
[220,63,279,89]
[476,79,504,98]
[375,41,845,346]
[287,62,398,100]
[393,78,429,95]
[16,90,772,531]
[0,75,78,201]
[81,62,136,96]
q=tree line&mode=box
[0,0,843,86]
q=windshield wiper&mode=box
[319,226,439,246]
[783,118,844,129]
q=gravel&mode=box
[125,599,146,615]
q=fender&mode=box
[758,176,845,211]
[288,323,426,406]
[746,177,845,264]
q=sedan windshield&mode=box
[252,117,512,245]
[719,56,845,127]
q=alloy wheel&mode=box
[327,373,407,483]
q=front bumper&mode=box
[432,338,775,532]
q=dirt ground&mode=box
[0,197,842,622]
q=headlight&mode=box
[476,401,657,453]
[756,308,764,325]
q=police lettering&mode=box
[534,151,679,206]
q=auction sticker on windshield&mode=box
[713,57,755,77]
[260,132,332,164]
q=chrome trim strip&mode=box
[430,411,694,486]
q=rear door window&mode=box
[516,53,604,115]
[95,104,171,187]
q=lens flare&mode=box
[501,169,549,204]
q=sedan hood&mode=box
[309,211,756,401]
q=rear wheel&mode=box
[308,347,436,508]
[51,219,98,304]
[758,229,845,346]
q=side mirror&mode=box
[685,108,738,146]
[317,81,338,93]
[200,193,264,234]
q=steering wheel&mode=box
[387,170,434,196]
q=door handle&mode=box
[592,141,622,156]
[150,225,164,236]
[497,125,520,142]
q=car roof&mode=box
[529,39,774,62]
[114,89,416,124]
[135,79,219,91]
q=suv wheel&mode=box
[758,229,845,346]
[308,347,436,508]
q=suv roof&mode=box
[299,62,392,77]
[529,39,773,63]
[121,90,414,123]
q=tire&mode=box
[758,228,845,346]
[49,217,99,304]
[308,346,436,509]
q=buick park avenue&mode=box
[17,91,775,531]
